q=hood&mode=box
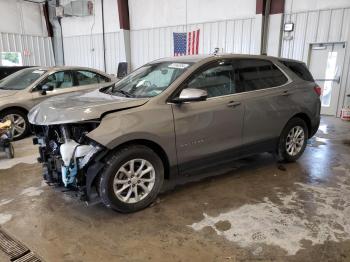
[28,89,149,125]
[0,89,18,98]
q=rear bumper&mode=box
[309,115,320,138]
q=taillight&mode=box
[314,86,322,96]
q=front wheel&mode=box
[0,110,30,140]
[98,145,164,213]
[277,118,308,162]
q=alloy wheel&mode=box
[286,126,305,156]
[3,114,26,139]
[113,159,156,204]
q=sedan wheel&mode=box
[3,114,27,139]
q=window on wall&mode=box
[233,59,288,92]
[0,52,23,66]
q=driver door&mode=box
[31,70,76,106]
[171,60,245,173]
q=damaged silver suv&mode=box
[29,54,321,213]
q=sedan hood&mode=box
[0,89,18,98]
[28,89,149,125]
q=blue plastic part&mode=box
[61,165,78,187]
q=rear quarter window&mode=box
[279,60,314,82]
[233,59,288,92]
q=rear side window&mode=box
[279,60,314,82]
[233,59,288,92]
[75,70,110,86]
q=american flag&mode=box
[173,29,200,56]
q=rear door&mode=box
[233,59,295,148]
[73,70,111,92]
[171,60,245,172]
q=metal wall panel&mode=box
[280,7,350,113]
[63,31,124,74]
[281,8,350,61]
[130,17,258,69]
[0,32,54,66]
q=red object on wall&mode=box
[256,0,284,15]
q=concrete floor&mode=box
[0,116,349,262]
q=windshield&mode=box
[104,62,193,98]
[0,68,47,90]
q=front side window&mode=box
[0,68,47,90]
[233,59,288,91]
[186,62,235,98]
[75,70,109,85]
[40,71,73,89]
[104,62,192,98]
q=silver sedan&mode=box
[0,66,115,139]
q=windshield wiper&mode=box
[114,89,134,98]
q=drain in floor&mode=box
[0,228,42,261]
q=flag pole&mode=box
[185,0,188,36]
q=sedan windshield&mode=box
[0,68,47,90]
[105,62,193,98]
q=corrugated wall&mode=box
[63,31,125,74]
[281,8,350,61]
[130,17,261,69]
[280,7,350,111]
[0,32,55,66]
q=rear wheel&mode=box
[98,145,164,213]
[277,117,308,162]
[0,109,29,140]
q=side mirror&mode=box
[172,88,208,103]
[117,62,128,79]
[40,84,54,95]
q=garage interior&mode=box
[0,0,350,261]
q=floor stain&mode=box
[190,163,350,256]
[214,220,231,232]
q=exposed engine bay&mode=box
[33,122,104,200]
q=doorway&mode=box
[308,42,346,116]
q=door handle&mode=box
[227,101,241,108]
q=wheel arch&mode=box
[0,106,29,116]
[291,112,312,138]
[109,139,171,180]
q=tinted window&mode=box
[40,71,73,89]
[279,60,314,82]
[187,62,235,98]
[233,59,288,92]
[75,70,109,85]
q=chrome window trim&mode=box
[167,58,292,103]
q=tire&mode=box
[5,144,14,159]
[277,117,308,162]
[0,109,30,141]
[98,145,164,213]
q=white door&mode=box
[308,43,346,116]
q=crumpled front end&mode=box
[33,121,106,202]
